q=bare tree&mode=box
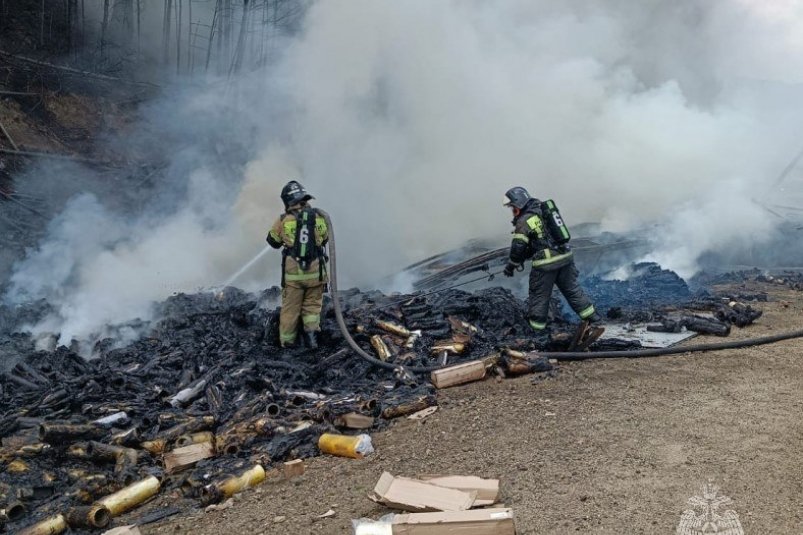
[101,0,110,57]
[176,0,182,73]
[230,0,250,75]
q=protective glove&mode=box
[503,262,518,277]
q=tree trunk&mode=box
[187,0,192,73]
[162,0,173,64]
[101,0,109,57]
[206,0,220,73]
[230,0,249,75]
[176,0,182,74]
[40,0,45,47]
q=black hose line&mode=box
[539,328,803,361]
[319,210,803,372]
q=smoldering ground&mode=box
[4,0,803,347]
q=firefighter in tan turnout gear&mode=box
[266,181,329,349]
[502,186,603,338]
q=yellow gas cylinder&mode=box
[317,433,373,459]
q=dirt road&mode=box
[143,282,803,534]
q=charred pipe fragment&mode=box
[681,315,731,336]
[370,335,392,361]
[4,373,41,391]
[14,363,50,386]
[110,427,140,447]
[18,514,67,535]
[66,442,91,460]
[205,384,223,415]
[381,394,437,419]
[375,319,412,338]
[96,475,160,517]
[140,439,167,455]
[87,441,139,473]
[0,501,25,523]
[66,474,120,504]
[16,483,55,502]
[64,504,111,530]
[429,340,466,356]
[39,423,105,443]
[200,465,265,505]
[168,379,207,408]
[159,415,216,442]
[6,459,29,473]
[502,351,553,376]
[716,301,763,327]
[15,417,43,429]
[92,412,130,428]
[175,431,214,448]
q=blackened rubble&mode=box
[0,264,768,532]
[582,262,691,317]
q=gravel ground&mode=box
[141,282,803,534]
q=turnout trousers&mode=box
[528,259,596,331]
[279,279,325,346]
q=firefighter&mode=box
[266,181,329,349]
[502,186,602,332]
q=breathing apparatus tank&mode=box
[542,199,571,245]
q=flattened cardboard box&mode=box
[417,475,499,506]
[392,508,515,535]
[370,472,477,512]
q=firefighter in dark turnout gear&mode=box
[266,181,329,349]
[503,186,601,331]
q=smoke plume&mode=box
[6,0,803,345]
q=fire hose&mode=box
[319,210,803,373]
[319,209,445,373]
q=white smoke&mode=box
[6,0,803,344]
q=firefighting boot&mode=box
[302,330,319,350]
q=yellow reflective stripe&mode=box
[512,233,529,243]
[285,272,321,282]
[283,219,297,245]
[526,215,545,238]
[268,229,281,241]
[302,314,320,325]
[532,251,573,267]
[529,320,547,330]
[579,306,595,319]
[279,331,297,343]
[315,216,328,245]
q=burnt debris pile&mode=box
[583,262,691,318]
[0,264,769,532]
[0,285,578,532]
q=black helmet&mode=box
[280,180,314,208]
[503,186,531,210]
